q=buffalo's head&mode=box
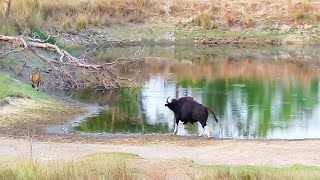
[165,96,178,111]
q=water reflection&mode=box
[72,45,320,139]
[72,75,320,139]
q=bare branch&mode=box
[0,34,149,90]
[0,35,102,70]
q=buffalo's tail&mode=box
[206,107,218,123]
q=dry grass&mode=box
[192,13,214,30]
[0,0,160,33]
[3,0,320,36]
[190,1,218,29]
[189,0,319,29]
[76,13,88,31]
[245,18,254,28]
[2,154,320,180]
[1,0,320,34]
[0,153,137,180]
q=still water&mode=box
[70,45,320,139]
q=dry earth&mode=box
[2,135,320,167]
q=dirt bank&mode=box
[0,95,86,137]
[1,136,320,167]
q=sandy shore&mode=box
[2,136,320,167]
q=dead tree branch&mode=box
[0,34,147,90]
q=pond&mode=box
[69,45,320,139]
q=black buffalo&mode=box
[165,96,218,137]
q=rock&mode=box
[304,24,313,30]
[194,36,243,46]
[0,100,9,106]
[279,24,292,33]
[163,32,175,42]
[8,93,31,99]
[270,39,281,45]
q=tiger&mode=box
[29,71,42,91]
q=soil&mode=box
[2,135,320,167]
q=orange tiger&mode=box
[29,71,42,91]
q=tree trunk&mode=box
[5,0,12,20]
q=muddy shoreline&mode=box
[2,98,320,146]
[0,92,319,145]
[2,95,320,168]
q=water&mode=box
[70,45,320,139]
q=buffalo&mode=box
[165,96,218,137]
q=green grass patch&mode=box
[196,164,320,180]
[104,24,288,46]
[0,71,48,101]
[83,152,140,160]
[31,28,64,49]
[31,28,83,56]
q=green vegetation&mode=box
[197,164,320,180]
[31,28,82,54]
[0,153,138,180]
[197,77,319,138]
[31,28,63,48]
[0,71,85,129]
[1,153,320,180]
[0,71,48,101]
[72,88,172,134]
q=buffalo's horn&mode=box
[166,96,170,103]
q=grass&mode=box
[195,164,320,180]
[0,0,319,44]
[0,71,48,101]
[0,71,86,129]
[0,0,319,47]
[1,153,320,180]
[100,23,286,45]
[0,0,159,33]
[0,152,139,180]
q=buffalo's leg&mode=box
[173,123,178,134]
[173,121,179,134]
[199,121,210,137]
[173,117,180,134]
[199,127,205,136]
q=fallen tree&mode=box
[0,34,147,90]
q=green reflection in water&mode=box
[73,77,320,139]
[197,78,319,138]
[73,88,171,134]
[71,44,320,138]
